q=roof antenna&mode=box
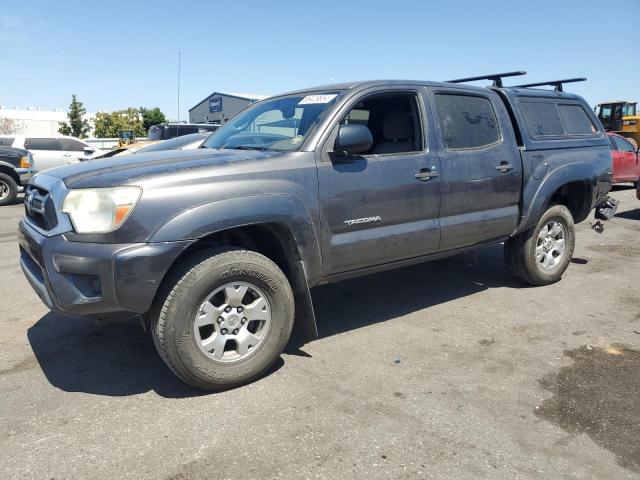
[176,51,181,147]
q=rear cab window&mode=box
[518,99,599,139]
[434,93,501,149]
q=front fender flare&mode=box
[150,194,322,339]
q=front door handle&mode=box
[496,162,514,173]
[63,153,72,157]
[414,168,439,182]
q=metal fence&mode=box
[85,138,120,149]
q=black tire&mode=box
[0,173,18,206]
[504,204,575,286]
[151,247,295,390]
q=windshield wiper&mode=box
[225,145,268,151]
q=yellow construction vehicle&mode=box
[596,101,639,149]
[118,129,136,147]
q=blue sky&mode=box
[1,0,638,119]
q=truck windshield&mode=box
[202,92,342,152]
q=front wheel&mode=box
[151,247,295,390]
[505,204,575,286]
[0,173,18,206]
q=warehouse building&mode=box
[188,92,269,124]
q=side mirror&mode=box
[83,146,95,155]
[335,124,373,155]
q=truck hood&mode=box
[41,148,280,189]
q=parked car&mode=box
[147,123,218,141]
[607,132,639,185]
[18,73,615,390]
[117,132,210,156]
[0,135,105,171]
[0,145,35,205]
[94,133,210,159]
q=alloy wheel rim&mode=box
[535,220,566,270]
[0,180,9,200]
[194,281,271,363]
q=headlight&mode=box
[62,186,142,233]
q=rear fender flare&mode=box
[516,162,595,234]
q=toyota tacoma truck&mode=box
[18,72,616,390]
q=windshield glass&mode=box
[202,92,342,151]
[622,103,636,117]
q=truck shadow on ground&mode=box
[616,208,640,221]
[27,244,523,398]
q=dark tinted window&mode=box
[59,138,85,151]
[520,101,565,137]
[25,138,61,150]
[148,124,201,141]
[558,104,597,135]
[435,94,500,149]
[0,137,14,147]
[614,136,636,153]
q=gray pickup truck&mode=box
[18,72,616,390]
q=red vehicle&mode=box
[608,132,640,184]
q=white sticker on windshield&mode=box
[298,94,337,105]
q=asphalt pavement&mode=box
[1,187,639,479]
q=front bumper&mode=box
[18,219,191,317]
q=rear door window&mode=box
[25,138,61,150]
[558,104,597,135]
[434,93,501,149]
[0,137,14,147]
[519,102,565,137]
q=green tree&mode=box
[58,94,90,138]
[140,107,166,132]
[93,108,145,138]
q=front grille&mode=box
[24,185,58,231]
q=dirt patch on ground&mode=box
[536,345,640,472]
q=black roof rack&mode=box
[446,71,526,88]
[513,77,586,92]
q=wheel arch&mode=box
[150,196,321,340]
[0,164,21,186]
[515,163,596,235]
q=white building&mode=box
[0,107,96,136]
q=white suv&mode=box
[0,135,105,172]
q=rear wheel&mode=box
[151,247,295,390]
[505,204,575,286]
[0,173,18,206]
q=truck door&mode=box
[427,88,522,251]
[317,88,441,275]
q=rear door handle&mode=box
[496,162,514,173]
[63,153,72,157]
[414,168,439,181]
